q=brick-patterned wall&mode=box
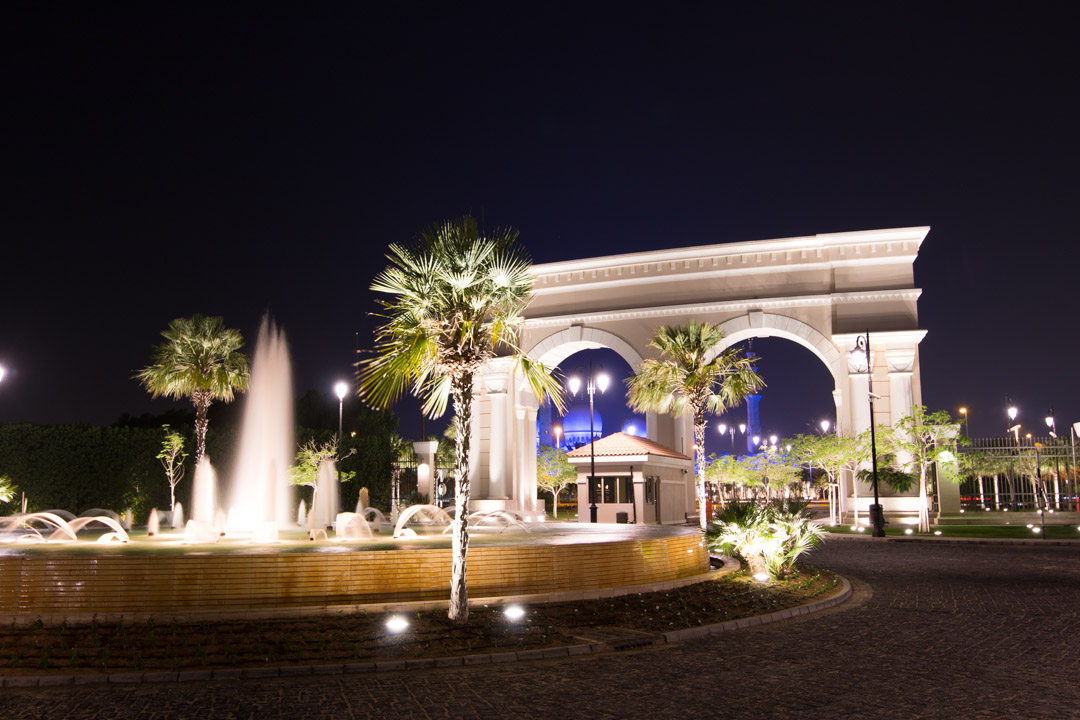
[0,534,707,618]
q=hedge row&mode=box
[0,423,396,523]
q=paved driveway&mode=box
[4,537,1080,719]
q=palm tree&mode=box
[357,216,563,624]
[136,315,250,468]
[627,321,763,530]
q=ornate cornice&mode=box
[529,227,929,297]
[524,290,922,329]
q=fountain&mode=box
[0,511,129,543]
[392,504,453,539]
[226,315,294,535]
[184,458,221,543]
[334,512,373,540]
[309,459,339,530]
[0,312,710,621]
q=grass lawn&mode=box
[0,566,838,676]
[825,523,1080,540]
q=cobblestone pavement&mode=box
[5,537,1080,719]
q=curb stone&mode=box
[826,532,1080,546]
[661,576,852,644]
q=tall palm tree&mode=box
[627,321,763,530]
[136,315,250,468]
[357,216,563,624]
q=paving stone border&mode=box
[826,531,1080,546]
[0,560,848,688]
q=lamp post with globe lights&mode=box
[959,407,968,437]
[1006,400,1021,511]
[334,381,349,484]
[717,421,746,458]
[1046,409,1061,510]
[853,332,885,536]
[568,363,609,523]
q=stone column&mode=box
[515,403,539,515]
[483,369,511,500]
[412,440,439,503]
[887,348,917,426]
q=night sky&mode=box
[3,5,1078,455]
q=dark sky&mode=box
[2,4,1078,448]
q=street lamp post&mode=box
[717,421,746,458]
[855,332,885,537]
[554,426,562,451]
[568,362,609,523]
[1007,400,1020,511]
[334,381,348,485]
[1072,421,1079,512]
[1046,409,1059,510]
[959,407,968,437]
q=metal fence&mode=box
[958,435,1079,511]
[390,460,456,511]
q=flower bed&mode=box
[0,566,838,675]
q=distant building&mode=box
[567,432,694,524]
[561,404,602,450]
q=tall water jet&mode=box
[310,459,339,530]
[185,458,221,543]
[227,315,294,534]
[190,458,218,524]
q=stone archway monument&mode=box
[467,227,930,520]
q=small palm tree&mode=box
[627,321,763,530]
[357,216,563,624]
[136,315,250,467]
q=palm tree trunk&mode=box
[449,372,473,624]
[694,415,707,531]
[192,390,211,468]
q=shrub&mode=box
[706,501,825,579]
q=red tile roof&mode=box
[566,432,691,460]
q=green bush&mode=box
[706,501,825,579]
[0,418,399,520]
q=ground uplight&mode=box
[385,615,409,633]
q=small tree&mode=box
[156,424,188,512]
[0,474,16,505]
[536,445,576,519]
[789,433,864,525]
[883,406,961,533]
[289,437,357,519]
[705,454,758,503]
[745,450,801,501]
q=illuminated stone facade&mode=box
[470,227,934,519]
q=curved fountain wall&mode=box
[0,530,708,621]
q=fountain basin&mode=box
[0,525,707,622]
